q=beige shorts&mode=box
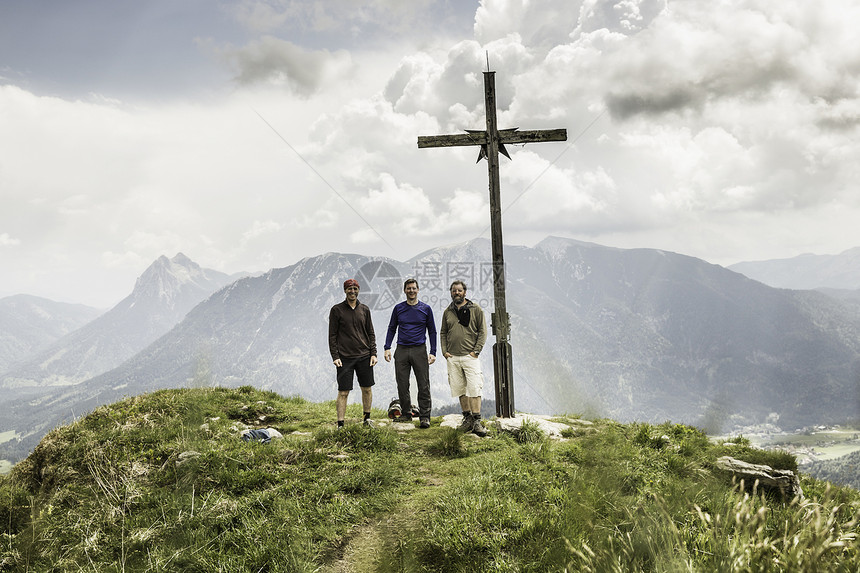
[445,354,484,398]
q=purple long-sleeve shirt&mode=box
[384,300,437,356]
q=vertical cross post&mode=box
[418,70,567,418]
[482,71,515,418]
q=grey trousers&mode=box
[394,344,432,418]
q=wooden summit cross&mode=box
[418,71,567,418]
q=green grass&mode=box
[1,388,859,572]
[425,427,468,458]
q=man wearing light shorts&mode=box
[440,280,488,436]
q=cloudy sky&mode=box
[2,0,859,307]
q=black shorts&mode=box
[336,355,375,391]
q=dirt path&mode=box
[321,463,445,573]
[320,416,482,572]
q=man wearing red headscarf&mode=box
[328,278,378,427]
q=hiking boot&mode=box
[419,418,430,429]
[363,418,375,428]
[393,415,413,423]
[471,416,488,437]
[458,413,473,433]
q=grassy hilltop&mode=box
[1,387,859,572]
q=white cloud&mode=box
[242,220,283,242]
[233,0,443,36]
[475,0,582,47]
[437,189,490,232]
[501,149,615,230]
[291,200,342,231]
[0,233,20,247]
[360,173,433,225]
[577,0,667,36]
[3,0,860,304]
[233,1,295,33]
[217,37,353,95]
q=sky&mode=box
[1,0,859,308]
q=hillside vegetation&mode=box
[805,450,860,491]
[1,387,858,572]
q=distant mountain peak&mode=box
[131,254,223,307]
[409,237,493,263]
[1,254,238,391]
[171,252,194,266]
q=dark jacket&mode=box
[328,300,377,360]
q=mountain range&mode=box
[0,253,240,393]
[3,237,860,465]
[0,295,101,375]
[728,247,860,290]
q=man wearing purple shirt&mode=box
[384,278,437,428]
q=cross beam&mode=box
[418,71,567,418]
[418,128,568,149]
